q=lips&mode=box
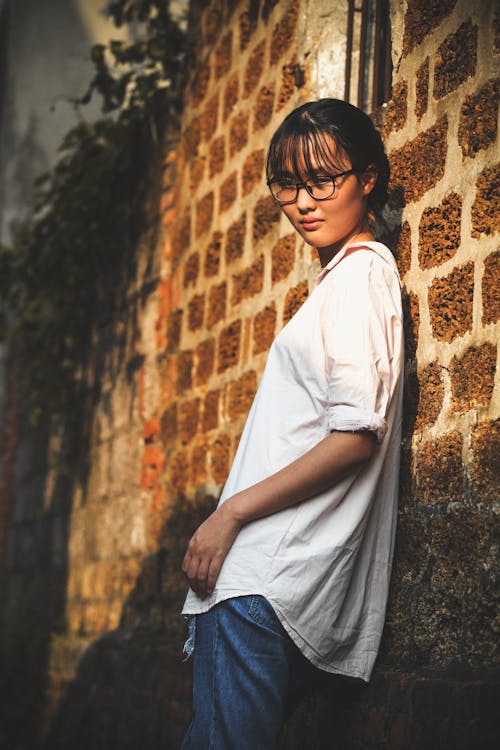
[299,218,323,230]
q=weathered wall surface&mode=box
[0,0,498,748]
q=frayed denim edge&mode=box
[182,615,196,661]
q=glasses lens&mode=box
[270,181,297,203]
[307,178,335,199]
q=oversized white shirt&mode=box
[182,240,404,682]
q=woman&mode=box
[180,98,404,749]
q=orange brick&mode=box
[253,196,281,242]
[449,343,496,413]
[207,281,227,328]
[390,117,447,205]
[415,58,429,119]
[272,234,296,283]
[226,213,247,263]
[220,171,237,213]
[224,72,239,120]
[202,389,220,432]
[416,431,463,504]
[231,255,265,305]
[433,20,478,100]
[415,361,444,431]
[229,111,249,156]
[209,135,225,178]
[201,94,219,142]
[270,2,298,64]
[179,398,200,444]
[188,293,205,331]
[283,280,308,324]
[428,263,474,342]
[253,304,277,355]
[210,434,231,484]
[196,192,214,238]
[482,250,500,325]
[218,320,242,372]
[253,84,275,130]
[183,252,199,288]
[418,193,462,269]
[227,371,257,421]
[242,149,265,196]
[195,338,216,386]
[471,164,500,238]
[215,31,232,79]
[205,231,223,278]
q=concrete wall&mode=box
[0,0,498,748]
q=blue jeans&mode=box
[180,595,310,750]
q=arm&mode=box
[182,429,375,599]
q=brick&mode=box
[416,431,463,504]
[171,211,191,267]
[428,263,474,343]
[182,117,201,158]
[195,338,215,386]
[458,79,500,158]
[141,444,166,490]
[418,193,462,269]
[449,343,496,413]
[253,195,281,242]
[191,442,208,486]
[470,419,500,501]
[415,58,429,119]
[177,350,193,392]
[253,84,275,130]
[253,304,277,355]
[272,233,296,283]
[283,280,308,324]
[218,320,242,372]
[471,163,500,238]
[203,2,223,46]
[188,293,205,331]
[395,221,411,277]
[227,370,257,421]
[224,72,239,120]
[166,309,183,352]
[178,398,200,444]
[190,156,205,192]
[207,281,227,328]
[482,250,500,325]
[380,80,408,138]
[183,252,199,288]
[433,20,478,100]
[243,40,265,97]
[204,231,223,278]
[402,0,457,56]
[239,5,258,52]
[190,62,211,107]
[270,1,299,64]
[160,404,177,446]
[415,361,444,431]
[210,434,231,484]
[226,213,246,263]
[170,449,190,494]
[209,135,225,178]
[229,111,249,156]
[231,255,265,305]
[215,31,232,79]
[196,192,214,237]
[404,290,420,360]
[201,94,219,142]
[220,171,237,213]
[202,389,220,432]
[242,149,265,196]
[389,117,447,205]
[277,60,300,110]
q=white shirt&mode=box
[182,241,404,682]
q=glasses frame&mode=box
[267,169,360,205]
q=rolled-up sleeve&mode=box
[322,253,402,444]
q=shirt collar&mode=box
[315,241,401,286]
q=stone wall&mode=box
[0,0,498,748]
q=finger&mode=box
[206,554,223,595]
[195,558,211,599]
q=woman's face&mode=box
[276,140,377,265]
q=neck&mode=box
[317,228,376,268]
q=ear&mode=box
[360,164,378,195]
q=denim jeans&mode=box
[180,595,310,750]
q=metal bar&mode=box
[372,0,382,110]
[383,0,392,103]
[357,0,369,109]
[344,0,355,102]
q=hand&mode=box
[182,502,242,599]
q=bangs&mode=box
[266,126,350,181]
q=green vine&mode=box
[0,0,186,424]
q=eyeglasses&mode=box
[267,170,359,204]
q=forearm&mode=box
[224,430,376,525]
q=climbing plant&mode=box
[0,0,186,423]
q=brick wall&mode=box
[0,0,498,748]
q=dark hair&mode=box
[266,98,390,220]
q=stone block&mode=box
[242,149,265,196]
[178,399,200,445]
[471,163,500,237]
[207,281,227,328]
[191,441,208,486]
[270,1,298,64]
[223,72,239,120]
[272,233,296,283]
[204,231,223,278]
[219,171,237,213]
[283,280,309,324]
[166,309,183,352]
[201,94,219,143]
[253,195,281,242]
[482,250,500,325]
[217,320,242,372]
[190,63,211,107]
[160,404,177,446]
[183,252,199,288]
[169,449,190,495]
[210,434,231,484]
[226,213,247,263]
[231,255,265,305]
[203,2,223,46]
[182,117,201,159]
[449,342,496,413]
[202,389,220,432]
[171,211,191,267]
[239,6,258,52]
[418,192,462,269]
[402,0,457,56]
[195,338,215,386]
[458,79,500,158]
[415,57,429,119]
[253,84,275,131]
[229,111,249,156]
[188,293,205,331]
[428,262,474,342]
[395,221,411,277]
[415,361,444,431]
[380,80,407,138]
[389,117,447,205]
[253,304,277,355]
[416,430,463,504]
[244,40,265,97]
[430,509,489,579]
[209,135,225,178]
[190,155,205,192]
[470,419,500,501]
[227,370,257,422]
[195,192,214,238]
[433,20,478,100]
[177,350,193,392]
[277,60,300,110]
[214,31,232,79]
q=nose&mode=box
[295,185,316,211]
